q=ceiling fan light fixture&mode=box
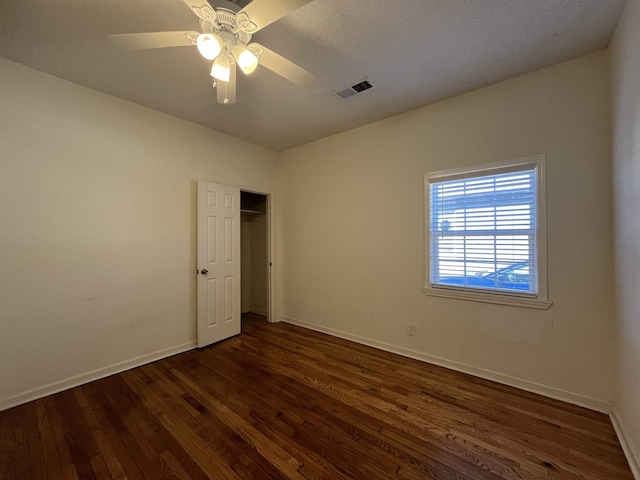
[211,52,231,83]
[197,33,223,61]
[232,45,259,75]
[110,0,319,106]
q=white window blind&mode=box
[429,166,538,295]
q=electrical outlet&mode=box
[407,324,416,336]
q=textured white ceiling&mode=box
[0,0,626,151]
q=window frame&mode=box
[423,154,552,309]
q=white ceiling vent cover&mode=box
[334,80,375,100]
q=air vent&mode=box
[334,80,375,100]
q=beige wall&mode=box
[611,0,640,472]
[241,216,253,313]
[0,46,623,419]
[241,213,268,316]
[278,52,615,408]
[0,58,278,408]
[249,214,268,315]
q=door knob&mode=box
[201,269,208,275]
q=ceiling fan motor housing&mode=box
[200,7,252,47]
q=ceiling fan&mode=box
[109,0,317,105]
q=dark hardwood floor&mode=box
[0,313,633,479]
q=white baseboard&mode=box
[279,316,612,413]
[611,409,640,479]
[249,308,268,317]
[0,341,197,412]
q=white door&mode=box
[197,181,241,347]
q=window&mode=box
[424,155,551,309]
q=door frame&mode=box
[239,186,275,323]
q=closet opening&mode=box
[240,190,271,325]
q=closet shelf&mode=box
[241,208,264,215]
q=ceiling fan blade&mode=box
[236,0,313,33]
[252,43,316,88]
[108,31,199,50]
[217,66,236,105]
[181,0,218,23]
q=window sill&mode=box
[422,286,553,310]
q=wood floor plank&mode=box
[34,400,66,479]
[223,329,533,478]
[0,313,634,479]
[209,334,501,479]
[219,353,477,480]
[142,363,287,479]
[0,403,30,479]
[82,378,156,480]
[251,321,618,451]
[74,388,127,480]
[177,344,406,476]
[120,369,243,480]
[168,367,306,479]
[243,319,632,479]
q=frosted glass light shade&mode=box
[232,45,258,75]
[197,34,223,61]
[210,53,230,82]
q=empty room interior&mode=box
[1,0,639,478]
